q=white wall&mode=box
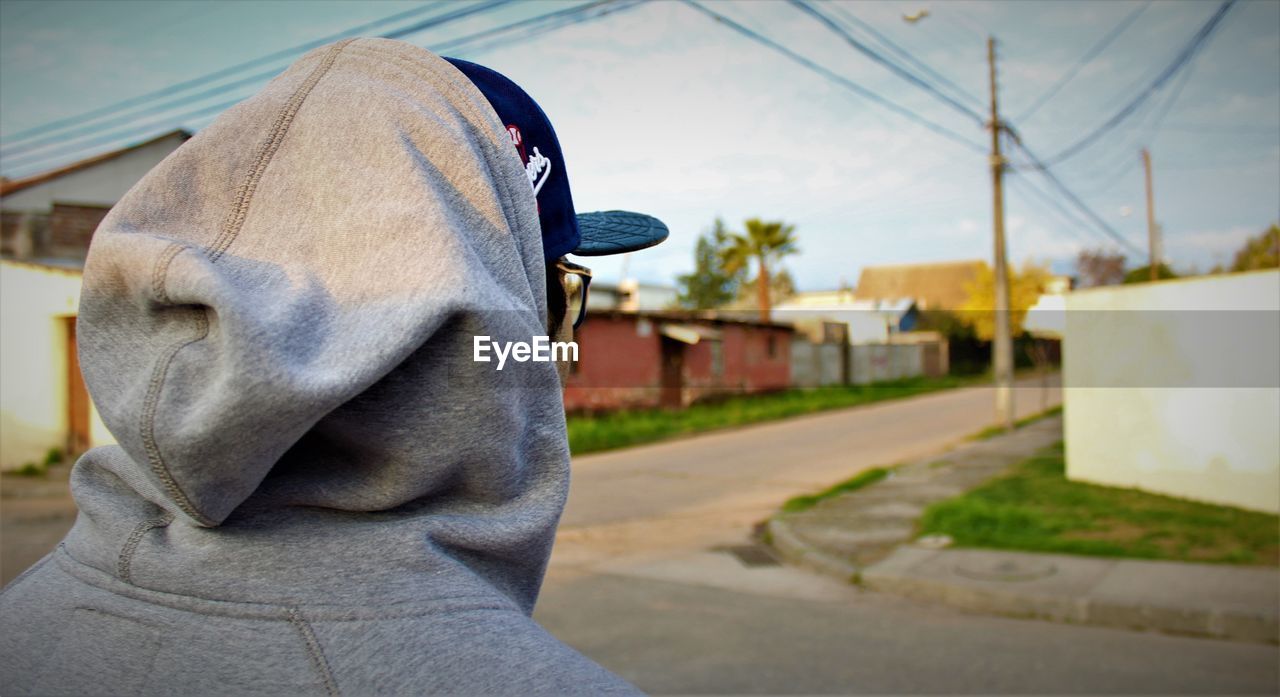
[0,261,114,470]
[1062,270,1279,513]
[1,133,186,211]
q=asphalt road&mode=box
[536,377,1280,694]
[4,378,1276,693]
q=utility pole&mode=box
[988,37,1014,432]
[1142,148,1161,281]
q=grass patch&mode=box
[918,441,1280,565]
[970,405,1063,441]
[567,374,977,455]
[11,461,47,477]
[781,467,892,514]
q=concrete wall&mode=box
[0,261,114,470]
[791,337,947,387]
[850,343,926,384]
[1062,269,1279,513]
[790,339,845,387]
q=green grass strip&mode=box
[918,441,1280,565]
[970,405,1063,441]
[780,467,892,514]
[567,374,978,456]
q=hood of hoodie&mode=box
[63,37,569,614]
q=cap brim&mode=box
[571,210,669,256]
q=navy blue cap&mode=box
[443,57,668,261]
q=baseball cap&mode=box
[443,57,668,261]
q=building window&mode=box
[711,340,724,377]
[767,334,777,359]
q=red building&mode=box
[563,310,793,412]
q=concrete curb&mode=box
[762,414,1280,645]
[766,517,860,583]
[859,548,1279,645]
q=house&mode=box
[586,278,678,312]
[0,130,191,470]
[774,293,918,344]
[563,310,793,412]
[2,129,191,261]
[854,259,987,311]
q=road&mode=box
[4,378,1276,692]
[535,377,1279,694]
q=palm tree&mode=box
[719,218,799,323]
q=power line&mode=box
[1014,0,1152,122]
[824,2,984,112]
[1035,0,1237,167]
[3,1,624,178]
[1006,135,1145,255]
[680,0,986,154]
[1008,170,1121,249]
[786,0,986,124]
[0,1,460,149]
[438,0,642,56]
[1080,58,1198,196]
[1,1,518,166]
[786,1,1134,256]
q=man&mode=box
[0,37,666,695]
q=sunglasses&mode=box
[555,258,593,330]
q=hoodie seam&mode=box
[116,512,174,583]
[139,296,213,525]
[288,608,341,697]
[141,38,354,526]
[209,38,355,263]
[54,546,523,620]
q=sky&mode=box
[1,0,1277,290]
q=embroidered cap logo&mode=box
[507,125,552,212]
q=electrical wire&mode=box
[2,1,626,178]
[438,0,643,57]
[1079,59,1198,196]
[1014,0,1152,122]
[0,1,460,149]
[786,0,986,124]
[680,0,986,154]
[1,1,519,167]
[1008,170,1120,248]
[824,2,984,112]
[1006,135,1145,255]
[1035,0,1237,167]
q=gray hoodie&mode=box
[0,37,641,696]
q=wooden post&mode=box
[989,37,1014,431]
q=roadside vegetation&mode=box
[780,467,892,514]
[567,374,979,455]
[969,405,1063,440]
[9,448,64,477]
[918,442,1280,565]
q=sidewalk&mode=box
[766,415,1280,644]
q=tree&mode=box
[733,267,796,308]
[1075,248,1126,288]
[1122,263,1178,284]
[959,261,1055,341]
[719,218,799,323]
[1230,223,1280,272]
[676,218,742,309]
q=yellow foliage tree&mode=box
[959,261,1055,341]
